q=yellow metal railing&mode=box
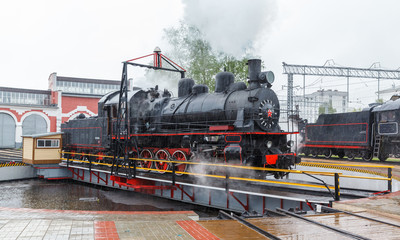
[60,151,394,200]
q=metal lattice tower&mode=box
[282,62,400,116]
[111,47,185,178]
[287,74,293,116]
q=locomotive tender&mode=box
[301,95,400,161]
[62,59,300,177]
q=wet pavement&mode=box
[0,179,218,216]
[1,204,399,239]
[0,207,204,240]
[1,167,400,238]
[334,190,400,218]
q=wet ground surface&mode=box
[0,207,202,240]
[199,210,400,240]
[1,153,400,238]
[335,190,400,218]
[0,179,218,217]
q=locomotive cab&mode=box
[372,98,400,159]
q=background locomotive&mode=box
[300,95,400,161]
[62,59,300,177]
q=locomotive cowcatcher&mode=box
[62,53,300,179]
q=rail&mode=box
[60,151,394,201]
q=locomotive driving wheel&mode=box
[171,150,188,176]
[346,151,355,161]
[155,149,171,174]
[324,149,332,159]
[362,151,373,161]
[379,153,389,162]
[139,149,153,171]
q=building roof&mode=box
[0,86,51,95]
[22,132,63,138]
[57,76,120,85]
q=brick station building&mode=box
[0,73,120,148]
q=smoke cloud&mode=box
[182,0,277,57]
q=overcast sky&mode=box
[1,0,399,108]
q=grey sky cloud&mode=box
[0,0,399,108]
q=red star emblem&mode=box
[267,109,272,118]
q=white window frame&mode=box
[36,139,60,148]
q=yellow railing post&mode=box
[334,173,340,201]
[388,168,392,192]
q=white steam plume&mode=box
[182,0,277,57]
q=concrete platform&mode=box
[0,207,218,240]
[1,191,400,240]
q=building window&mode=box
[37,139,60,148]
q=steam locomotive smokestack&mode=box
[248,59,262,88]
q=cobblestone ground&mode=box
[0,207,219,240]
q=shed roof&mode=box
[22,132,63,138]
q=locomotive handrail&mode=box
[109,114,300,135]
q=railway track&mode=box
[214,208,400,239]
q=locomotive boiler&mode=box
[62,59,300,178]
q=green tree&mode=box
[160,22,249,92]
[351,107,362,112]
[318,103,336,115]
[376,98,384,104]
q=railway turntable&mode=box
[59,151,397,216]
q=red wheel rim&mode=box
[155,150,170,173]
[140,150,153,170]
[172,151,187,175]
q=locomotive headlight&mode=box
[258,71,275,85]
[266,141,273,148]
[287,140,294,147]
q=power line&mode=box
[282,61,400,115]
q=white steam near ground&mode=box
[182,0,277,57]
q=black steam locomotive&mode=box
[300,95,400,161]
[62,59,300,177]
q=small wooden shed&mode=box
[22,132,63,165]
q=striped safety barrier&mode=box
[0,162,26,168]
[297,162,399,181]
